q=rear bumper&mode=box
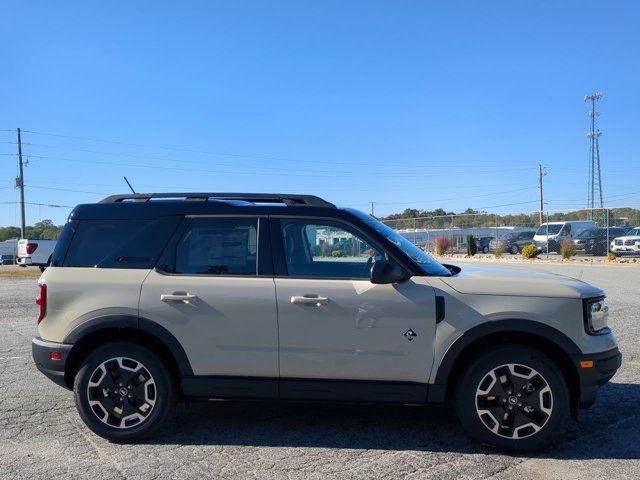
[573,346,622,409]
[32,337,73,389]
[16,257,32,266]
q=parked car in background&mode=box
[489,230,536,255]
[533,221,597,254]
[610,227,640,257]
[474,236,494,254]
[1,254,15,265]
[17,239,57,269]
[573,227,629,256]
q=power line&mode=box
[349,187,536,207]
[20,141,535,170]
[0,201,72,208]
[21,128,536,169]
[24,179,535,193]
[20,153,538,178]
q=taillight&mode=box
[26,243,38,254]
[36,284,47,325]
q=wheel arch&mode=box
[432,319,581,418]
[63,315,193,390]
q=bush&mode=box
[560,240,576,259]
[434,236,451,255]
[494,245,504,258]
[466,235,477,257]
[331,249,342,258]
[607,252,616,261]
[521,244,540,259]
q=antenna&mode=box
[123,176,136,194]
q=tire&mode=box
[510,244,519,255]
[73,342,177,442]
[483,246,490,254]
[455,346,569,453]
[592,244,605,256]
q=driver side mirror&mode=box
[370,259,410,284]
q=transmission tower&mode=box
[584,92,604,220]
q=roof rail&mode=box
[98,192,336,208]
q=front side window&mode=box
[174,218,258,275]
[280,219,382,279]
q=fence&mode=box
[381,206,640,256]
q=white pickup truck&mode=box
[17,239,57,269]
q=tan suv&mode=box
[32,193,621,452]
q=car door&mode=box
[139,216,279,397]
[271,217,436,402]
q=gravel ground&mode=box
[0,262,638,479]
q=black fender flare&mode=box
[63,314,193,376]
[433,319,581,386]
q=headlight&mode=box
[584,298,609,335]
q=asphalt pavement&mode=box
[0,262,638,479]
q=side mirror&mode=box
[370,260,410,284]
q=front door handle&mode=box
[161,292,197,303]
[291,295,329,306]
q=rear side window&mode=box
[63,217,181,268]
[173,218,258,275]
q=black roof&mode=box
[71,192,344,220]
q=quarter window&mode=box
[279,219,383,279]
[174,218,258,275]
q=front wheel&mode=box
[510,244,519,255]
[73,342,177,442]
[483,246,490,254]
[455,346,569,452]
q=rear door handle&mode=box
[291,295,329,306]
[161,293,197,303]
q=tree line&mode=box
[0,220,64,242]
[1,207,638,242]
[379,207,640,229]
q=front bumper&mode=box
[32,337,73,389]
[573,346,622,409]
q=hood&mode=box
[615,235,640,241]
[440,265,604,299]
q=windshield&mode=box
[536,224,563,235]
[577,228,600,238]
[346,208,452,276]
[626,228,640,236]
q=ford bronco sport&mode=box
[32,193,621,452]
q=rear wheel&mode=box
[510,244,519,255]
[455,346,569,452]
[483,246,490,254]
[73,342,176,442]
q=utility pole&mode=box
[538,164,546,226]
[369,201,375,217]
[16,128,26,238]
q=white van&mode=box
[17,239,57,268]
[533,221,597,254]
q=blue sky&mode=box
[1,1,639,226]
